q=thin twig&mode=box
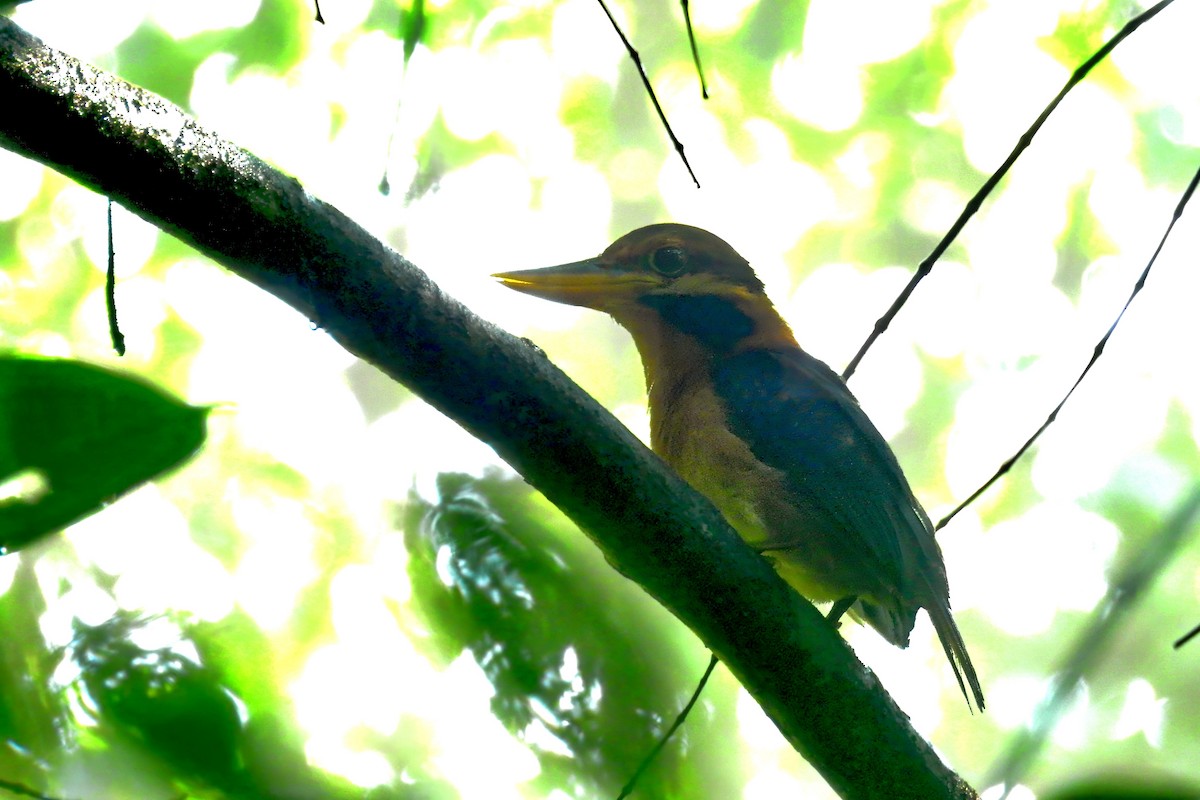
[106,198,125,356]
[842,0,1176,380]
[596,0,701,188]
[616,654,719,800]
[936,158,1200,531]
[1174,623,1200,648]
[680,0,708,99]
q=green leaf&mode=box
[0,356,208,554]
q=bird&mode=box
[494,223,984,711]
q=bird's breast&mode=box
[648,365,784,550]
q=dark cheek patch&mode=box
[639,294,755,352]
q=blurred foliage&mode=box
[0,356,208,554]
[55,612,421,800]
[68,613,246,792]
[0,559,63,794]
[1041,770,1200,800]
[404,470,734,799]
[115,0,311,107]
[990,487,1200,790]
[1,0,1199,798]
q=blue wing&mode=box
[711,348,950,639]
[710,347,983,709]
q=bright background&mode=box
[2,0,1200,797]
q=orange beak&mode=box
[493,259,659,312]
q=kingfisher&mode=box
[494,223,984,711]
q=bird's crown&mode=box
[597,223,765,295]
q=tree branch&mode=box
[0,18,976,799]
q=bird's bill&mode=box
[493,259,656,310]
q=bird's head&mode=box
[495,224,794,357]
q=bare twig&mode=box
[106,198,125,356]
[596,0,701,187]
[616,654,719,800]
[1174,623,1200,648]
[680,0,708,99]
[936,158,1200,531]
[842,0,1176,380]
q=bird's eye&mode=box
[649,246,688,277]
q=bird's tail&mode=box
[927,601,985,712]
